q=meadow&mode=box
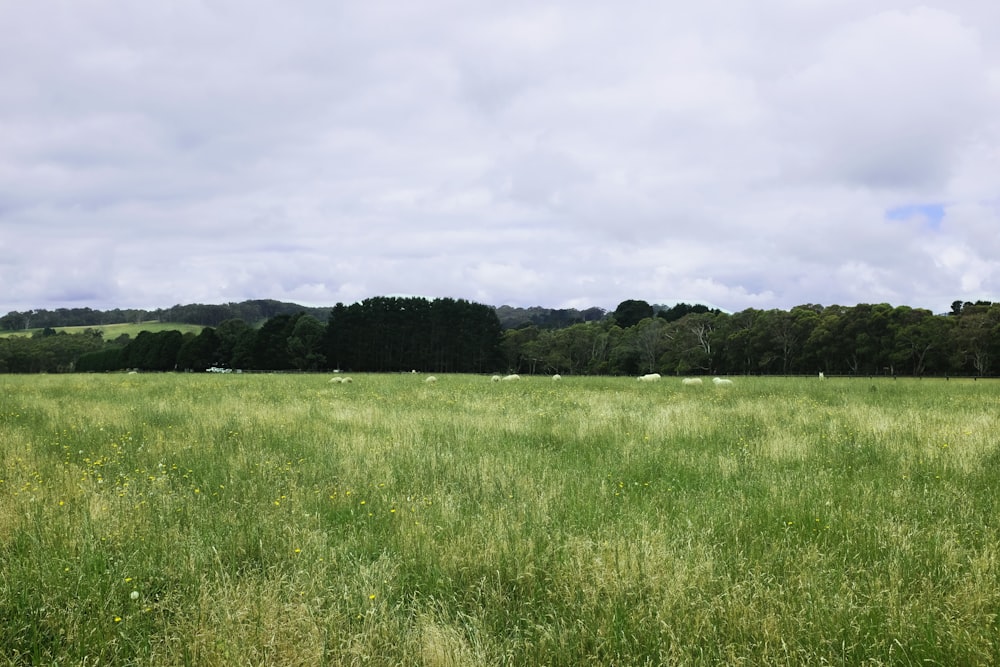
[1,373,999,665]
[0,322,204,339]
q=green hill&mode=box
[0,321,204,339]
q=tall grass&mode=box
[1,374,999,665]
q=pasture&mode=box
[1,373,999,665]
[0,322,204,339]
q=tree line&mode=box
[500,299,1000,377]
[68,297,503,374]
[2,297,999,376]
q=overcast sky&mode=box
[2,1,999,316]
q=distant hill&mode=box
[0,299,331,331]
[0,322,204,340]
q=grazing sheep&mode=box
[502,374,521,381]
[341,377,353,383]
[681,377,703,386]
[637,373,661,382]
[491,375,502,382]
[712,377,733,386]
[552,374,562,381]
[425,376,438,383]
[819,372,825,379]
[329,377,343,384]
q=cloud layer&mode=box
[2,1,999,314]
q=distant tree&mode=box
[76,347,127,372]
[288,315,327,371]
[252,314,298,370]
[949,300,993,318]
[634,317,671,374]
[951,305,1000,376]
[125,330,183,371]
[612,300,654,329]
[324,303,353,371]
[214,319,255,369]
[550,321,613,375]
[667,312,721,374]
[0,312,19,331]
[0,311,33,331]
[500,325,540,373]
[608,325,640,375]
[657,302,720,323]
[494,305,605,330]
[325,297,501,373]
[176,327,221,371]
[722,308,761,374]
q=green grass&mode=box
[0,321,204,338]
[1,374,999,665]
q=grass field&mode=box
[1,373,999,665]
[0,322,204,339]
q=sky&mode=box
[2,1,999,316]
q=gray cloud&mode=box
[2,1,999,315]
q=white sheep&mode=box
[491,375,502,382]
[712,377,733,386]
[502,374,521,381]
[819,372,825,379]
[425,376,438,383]
[341,377,353,383]
[681,377,703,386]
[329,377,343,384]
[637,373,661,382]
[552,374,562,381]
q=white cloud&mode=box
[2,1,999,315]
[769,7,990,190]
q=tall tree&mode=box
[176,327,221,371]
[612,300,654,329]
[214,319,255,369]
[125,330,183,371]
[634,317,671,374]
[252,314,298,370]
[288,314,327,371]
[951,305,1000,376]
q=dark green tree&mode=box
[76,347,126,372]
[288,315,327,371]
[124,330,184,371]
[176,328,221,371]
[252,314,297,370]
[612,300,654,329]
[500,325,540,374]
[214,319,255,369]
